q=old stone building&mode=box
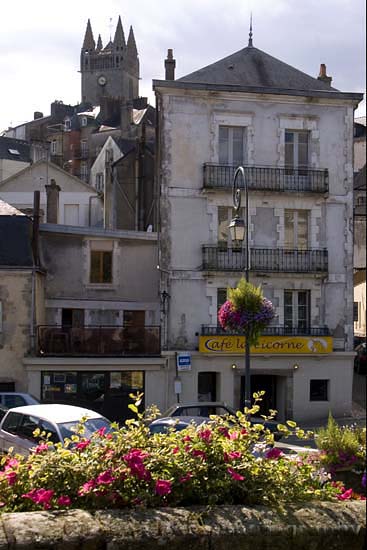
[153,37,363,421]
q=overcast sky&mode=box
[0,0,365,132]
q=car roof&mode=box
[0,392,35,396]
[170,402,229,408]
[151,416,211,425]
[4,404,103,423]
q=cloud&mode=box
[0,0,365,131]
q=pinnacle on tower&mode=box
[113,15,126,48]
[82,19,95,50]
[127,26,138,57]
[96,34,103,51]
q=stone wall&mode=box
[0,502,365,549]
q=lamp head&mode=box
[229,214,245,247]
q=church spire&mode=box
[113,15,126,48]
[127,26,138,57]
[248,13,253,47]
[82,19,95,50]
[96,34,103,51]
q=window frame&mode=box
[89,249,113,284]
[219,125,247,166]
[284,209,310,249]
[309,379,329,402]
[285,130,310,170]
[284,290,310,332]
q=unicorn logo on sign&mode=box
[307,338,328,353]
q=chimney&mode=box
[34,111,43,120]
[120,101,133,134]
[32,191,40,266]
[45,179,61,224]
[317,64,332,87]
[165,49,176,81]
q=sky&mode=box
[0,0,365,132]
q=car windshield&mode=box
[150,422,189,435]
[57,417,111,441]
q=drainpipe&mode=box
[30,191,40,354]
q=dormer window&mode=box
[64,118,71,131]
[81,116,88,127]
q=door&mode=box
[241,375,277,416]
[198,372,218,402]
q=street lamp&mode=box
[228,166,251,409]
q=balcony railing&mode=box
[201,325,331,336]
[37,325,161,357]
[203,164,329,194]
[202,246,328,273]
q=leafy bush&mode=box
[315,413,366,472]
[0,397,361,513]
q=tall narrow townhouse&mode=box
[153,39,363,422]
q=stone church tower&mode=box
[80,16,139,106]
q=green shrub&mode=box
[0,398,357,513]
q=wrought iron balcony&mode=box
[202,246,328,273]
[201,325,331,336]
[37,325,161,357]
[203,164,329,194]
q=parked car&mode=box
[354,342,367,375]
[149,415,210,434]
[0,405,8,422]
[0,393,40,409]
[0,404,111,456]
[161,402,283,440]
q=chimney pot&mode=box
[45,178,61,224]
[165,48,176,81]
[34,111,43,120]
[317,63,332,87]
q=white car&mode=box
[0,404,111,456]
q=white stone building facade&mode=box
[154,44,363,422]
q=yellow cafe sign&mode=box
[199,335,333,354]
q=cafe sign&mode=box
[199,335,333,354]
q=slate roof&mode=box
[154,45,363,102]
[0,201,34,266]
[0,136,31,163]
[178,45,338,91]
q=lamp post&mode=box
[228,166,251,409]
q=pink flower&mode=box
[240,429,248,436]
[57,495,72,507]
[227,467,245,481]
[123,449,151,481]
[96,427,107,437]
[182,435,192,442]
[218,427,230,438]
[34,443,49,454]
[96,470,115,485]
[23,488,54,509]
[78,480,96,495]
[229,431,239,440]
[265,448,283,460]
[198,428,212,443]
[224,451,242,462]
[155,479,172,496]
[337,488,353,501]
[5,471,17,486]
[172,447,179,454]
[76,439,90,451]
[5,458,19,469]
[179,472,193,483]
[191,449,207,460]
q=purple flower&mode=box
[155,479,172,496]
[362,472,366,489]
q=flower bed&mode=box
[0,398,365,513]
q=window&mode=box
[81,140,88,156]
[90,250,113,283]
[3,395,27,408]
[50,140,57,155]
[284,290,310,332]
[219,126,246,165]
[285,130,309,174]
[17,415,40,442]
[217,288,227,313]
[284,210,309,248]
[64,118,71,131]
[8,148,20,155]
[81,116,88,127]
[353,302,359,322]
[95,172,104,192]
[310,379,329,401]
[80,162,88,181]
[2,412,23,435]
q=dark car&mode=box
[149,416,210,435]
[354,342,367,375]
[161,402,282,441]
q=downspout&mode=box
[30,191,40,354]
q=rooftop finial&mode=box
[248,13,253,47]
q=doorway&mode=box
[240,374,277,416]
[198,372,218,402]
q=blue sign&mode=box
[177,353,191,371]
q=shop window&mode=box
[90,250,113,283]
[310,379,329,401]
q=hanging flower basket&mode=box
[218,279,275,345]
